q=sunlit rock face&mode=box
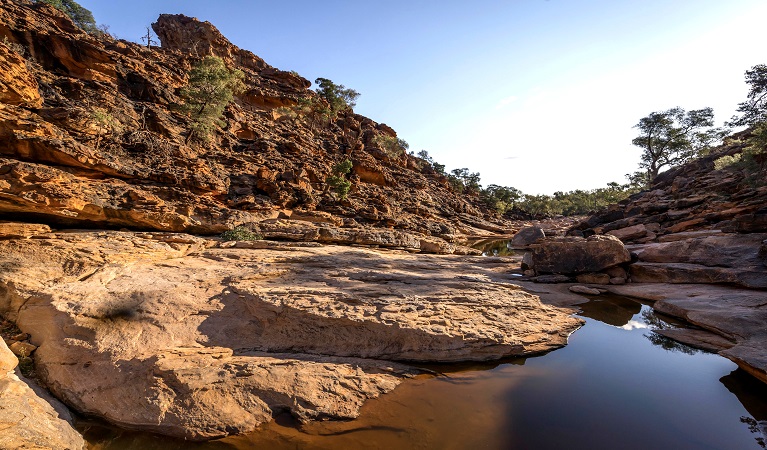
[0,339,85,450]
[0,2,515,245]
[0,228,581,440]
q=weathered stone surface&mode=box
[0,221,51,239]
[0,40,41,107]
[569,285,601,295]
[510,226,545,247]
[606,224,647,242]
[0,230,581,440]
[0,340,85,450]
[575,273,610,285]
[533,274,572,284]
[629,262,767,289]
[0,3,513,244]
[530,235,630,274]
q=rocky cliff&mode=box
[0,1,510,249]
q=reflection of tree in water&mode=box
[643,332,700,355]
[740,417,766,449]
[721,368,767,449]
[641,308,701,355]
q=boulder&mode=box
[575,273,610,285]
[606,224,648,242]
[510,226,545,247]
[0,340,85,450]
[530,235,631,274]
[569,285,601,295]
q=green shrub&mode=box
[373,134,409,158]
[314,77,359,115]
[220,226,262,241]
[714,153,742,170]
[177,56,245,143]
[36,0,98,34]
[326,159,353,200]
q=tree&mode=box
[632,107,723,180]
[729,64,767,128]
[326,159,353,200]
[728,64,767,158]
[177,56,245,143]
[314,77,360,116]
[36,0,98,34]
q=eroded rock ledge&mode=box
[0,225,581,440]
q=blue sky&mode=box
[77,0,767,194]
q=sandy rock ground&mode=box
[0,226,581,440]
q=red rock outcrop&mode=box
[0,1,511,246]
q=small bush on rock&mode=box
[373,134,409,158]
[326,159,353,200]
[220,226,262,241]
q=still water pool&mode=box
[81,296,767,449]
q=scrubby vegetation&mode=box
[177,56,245,143]
[373,134,409,158]
[220,226,262,241]
[36,0,98,34]
[326,159,353,200]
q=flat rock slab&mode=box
[0,230,581,440]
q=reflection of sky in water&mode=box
[620,319,649,330]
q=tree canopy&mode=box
[177,56,245,143]
[631,107,725,180]
[314,78,359,115]
[37,0,97,33]
[729,64,767,128]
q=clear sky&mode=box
[76,0,767,194]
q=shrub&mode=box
[713,153,742,170]
[36,0,98,34]
[177,56,245,143]
[326,159,353,200]
[314,77,359,115]
[373,134,409,158]
[220,226,262,241]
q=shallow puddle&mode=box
[80,296,767,449]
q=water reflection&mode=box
[721,369,767,449]
[576,295,642,327]
[471,239,524,257]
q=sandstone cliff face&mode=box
[0,2,509,243]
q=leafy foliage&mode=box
[373,134,409,158]
[177,56,245,143]
[632,107,726,180]
[326,159,353,200]
[220,226,262,241]
[314,77,359,116]
[36,0,98,34]
[728,64,767,171]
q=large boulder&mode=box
[510,226,545,247]
[0,339,85,450]
[529,235,631,274]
